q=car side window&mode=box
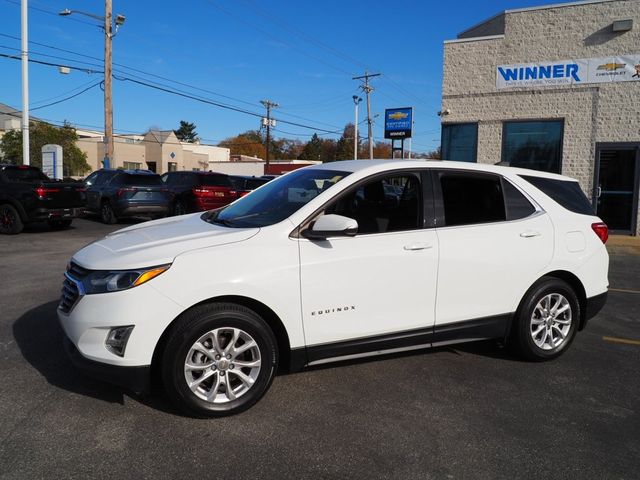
[325,173,422,235]
[438,172,506,227]
[502,179,536,220]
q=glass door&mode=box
[594,144,640,235]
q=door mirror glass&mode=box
[303,214,358,240]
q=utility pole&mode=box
[104,0,113,168]
[352,95,362,160]
[353,71,380,160]
[21,0,29,166]
[260,99,278,171]
[60,4,125,169]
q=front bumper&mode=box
[57,281,184,367]
[63,335,151,393]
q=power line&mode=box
[30,82,102,111]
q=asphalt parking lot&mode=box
[0,218,638,479]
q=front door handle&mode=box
[520,230,541,238]
[404,243,433,251]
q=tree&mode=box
[335,123,356,161]
[219,130,265,158]
[0,121,90,176]
[299,133,323,161]
[174,120,199,143]
[372,141,392,158]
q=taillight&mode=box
[193,187,229,198]
[117,187,136,197]
[35,186,60,198]
[591,222,608,244]
[76,187,86,193]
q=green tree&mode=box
[335,123,356,161]
[0,121,90,176]
[174,120,199,143]
[299,133,323,161]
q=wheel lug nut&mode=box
[230,364,234,369]
[215,355,220,360]
[226,354,231,359]
[220,371,225,376]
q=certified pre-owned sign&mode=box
[497,54,640,89]
[384,107,413,139]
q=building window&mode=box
[502,120,563,173]
[168,162,178,172]
[441,123,478,162]
[123,161,141,170]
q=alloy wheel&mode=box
[530,293,572,350]
[184,327,262,404]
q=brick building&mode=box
[441,0,640,235]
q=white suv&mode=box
[58,160,609,417]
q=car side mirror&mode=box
[302,214,358,240]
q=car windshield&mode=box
[203,168,350,228]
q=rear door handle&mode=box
[404,243,433,251]
[520,230,541,238]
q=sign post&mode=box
[384,107,413,159]
[42,144,63,180]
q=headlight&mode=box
[82,264,170,294]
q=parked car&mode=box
[84,169,171,224]
[0,164,86,234]
[161,171,237,215]
[228,175,270,197]
[59,160,609,417]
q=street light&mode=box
[59,2,125,169]
[352,95,362,160]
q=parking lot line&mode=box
[602,336,640,346]
[608,288,640,294]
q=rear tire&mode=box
[100,201,117,224]
[0,204,24,234]
[48,218,73,229]
[161,303,278,417]
[511,277,579,361]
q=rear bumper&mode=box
[115,204,169,217]
[581,291,608,329]
[63,334,151,393]
[30,207,86,221]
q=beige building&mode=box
[442,0,640,235]
[76,129,231,174]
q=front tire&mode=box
[511,277,579,361]
[0,204,24,234]
[161,303,278,417]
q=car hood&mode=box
[73,213,259,270]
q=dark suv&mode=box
[228,175,270,198]
[84,169,171,224]
[161,171,237,215]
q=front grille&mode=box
[59,276,81,314]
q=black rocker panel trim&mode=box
[295,314,512,367]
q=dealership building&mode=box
[441,0,640,235]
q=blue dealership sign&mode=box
[384,107,413,139]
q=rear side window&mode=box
[439,173,505,226]
[502,179,536,220]
[3,167,48,182]
[520,175,593,215]
[198,174,232,188]
[121,173,162,186]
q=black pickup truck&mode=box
[0,164,87,234]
